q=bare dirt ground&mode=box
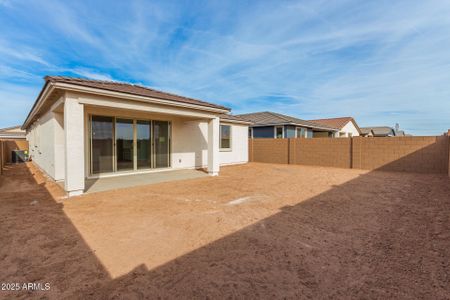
[0,162,449,299]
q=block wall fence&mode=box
[249,134,450,175]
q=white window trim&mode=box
[274,126,284,139]
[220,124,232,151]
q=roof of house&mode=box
[0,125,26,139]
[309,117,361,133]
[236,111,338,131]
[219,114,252,124]
[360,126,395,136]
[44,76,230,111]
[360,128,374,135]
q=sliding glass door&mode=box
[91,116,114,174]
[136,120,152,169]
[89,115,170,175]
[116,118,134,171]
[153,121,170,168]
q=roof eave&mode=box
[22,80,231,130]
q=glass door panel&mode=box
[116,118,134,171]
[136,120,151,169]
[91,116,114,174]
[153,121,170,168]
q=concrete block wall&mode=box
[290,138,352,168]
[249,139,289,164]
[352,136,448,173]
[249,134,450,175]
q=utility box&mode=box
[12,150,28,163]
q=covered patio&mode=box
[57,168,208,194]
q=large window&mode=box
[220,124,231,150]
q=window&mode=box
[220,124,231,150]
[248,128,253,138]
[296,127,306,138]
[275,126,283,138]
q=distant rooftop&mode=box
[236,111,338,131]
[309,117,361,133]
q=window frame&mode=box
[220,124,232,151]
[274,126,284,139]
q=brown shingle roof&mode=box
[308,117,353,129]
[360,126,395,136]
[236,111,338,131]
[219,114,252,124]
[45,76,230,111]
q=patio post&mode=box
[64,94,85,196]
[207,117,220,176]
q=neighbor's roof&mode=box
[236,111,338,131]
[360,126,395,136]
[360,128,374,135]
[309,117,361,133]
[219,114,252,124]
[0,125,26,139]
[45,76,230,111]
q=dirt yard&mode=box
[1,162,449,299]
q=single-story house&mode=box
[360,126,396,137]
[309,117,361,138]
[236,111,338,138]
[22,76,250,196]
[0,125,26,139]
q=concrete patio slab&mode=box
[58,169,209,194]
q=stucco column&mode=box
[207,117,220,176]
[64,95,85,196]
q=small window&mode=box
[275,126,283,138]
[220,124,231,150]
[248,128,253,138]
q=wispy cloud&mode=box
[0,0,449,134]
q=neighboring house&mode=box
[0,125,26,139]
[309,117,361,138]
[236,111,338,138]
[360,128,375,137]
[22,76,250,196]
[360,126,396,137]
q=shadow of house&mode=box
[1,142,449,298]
[0,164,110,299]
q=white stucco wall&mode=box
[219,123,249,165]
[26,110,57,179]
[336,121,360,137]
[172,120,248,168]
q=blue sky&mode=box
[1,0,449,135]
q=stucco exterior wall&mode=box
[219,123,249,165]
[27,110,57,179]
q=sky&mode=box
[0,0,449,135]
